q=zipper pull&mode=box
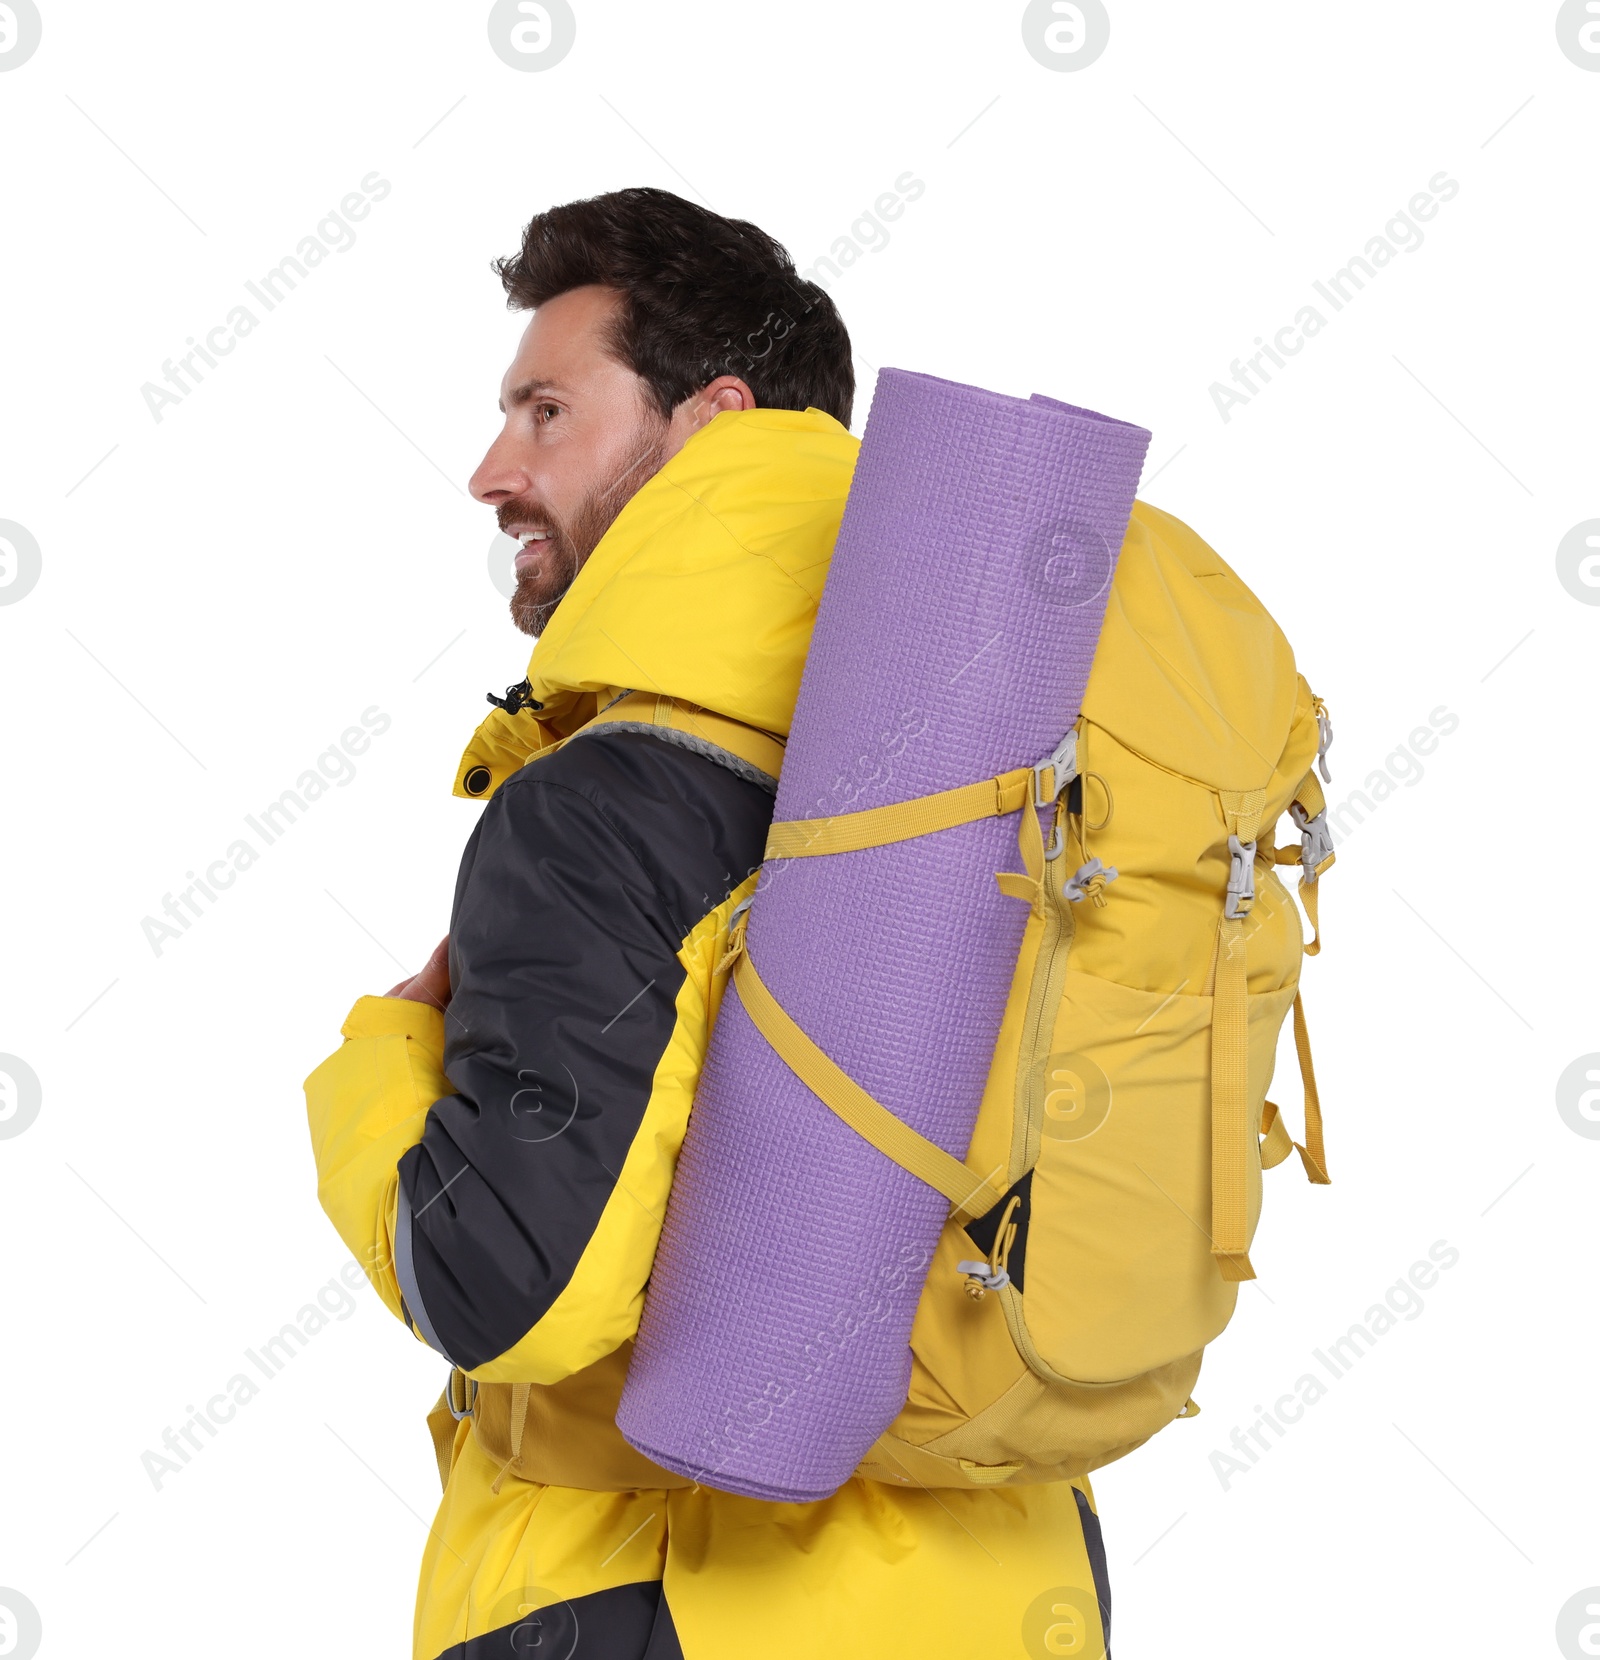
[487,679,543,716]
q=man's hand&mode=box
[387,936,451,1010]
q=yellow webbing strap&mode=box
[1293,769,1333,954]
[994,784,1050,909]
[1293,771,1328,824]
[1275,848,1325,952]
[1210,917,1254,1281]
[1210,789,1265,1283]
[1299,878,1323,957]
[1259,1102,1295,1169]
[584,689,788,784]
[1292,991,1331,1184]
[1273,770,1333,954]
[765,767,1036,860]
[731,948,1007,1223]
[1257,999,1332,1184]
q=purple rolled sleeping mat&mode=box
[616,369,1151,1501]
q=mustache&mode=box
[492,434,671,542]
[497,499,559,538]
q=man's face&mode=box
[470,285,671,636]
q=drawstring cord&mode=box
[1063,855,1118,906]
[958,1194,1021,1301]
[489,1382,531,1495]
[1060,733,1117,909]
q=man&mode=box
[305,188,1112,1659]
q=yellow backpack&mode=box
[732,499,1336,1491]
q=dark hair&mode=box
[493,187,854,426]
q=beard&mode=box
[502,426,672,637]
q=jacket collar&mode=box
[453,406,858,799]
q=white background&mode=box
[2,2,1596,1656]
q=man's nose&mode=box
[469,431,530,504]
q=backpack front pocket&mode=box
[1013,967,1297,1386]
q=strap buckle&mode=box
[445,1367,478,1420]
[1289,802,1334,882]
[1031,730,1079,809]
[1225,835,1257,919]
[714,892,756,975]
[1032,731,1078,861]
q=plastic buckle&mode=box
[715,892,756,974]
[1314,703,1334,783]
[1225,835,1257,919]
[1031,730,1079,809]
[445,1368,478,1421]
[1290,802,1334,882]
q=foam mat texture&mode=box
[617,369,1151,1500]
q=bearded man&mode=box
[305,187,1112,1660]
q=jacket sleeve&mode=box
[303,994,455,1331]
[405,768,733,1383]
[305,732,768,1386]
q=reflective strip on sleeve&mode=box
[395,1177,458,1365]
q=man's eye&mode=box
[536,403,560,423]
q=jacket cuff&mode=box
[340,994,449,1049]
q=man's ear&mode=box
[697,375,756,415]
[659,373,758,462]
[671,374,757,439]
